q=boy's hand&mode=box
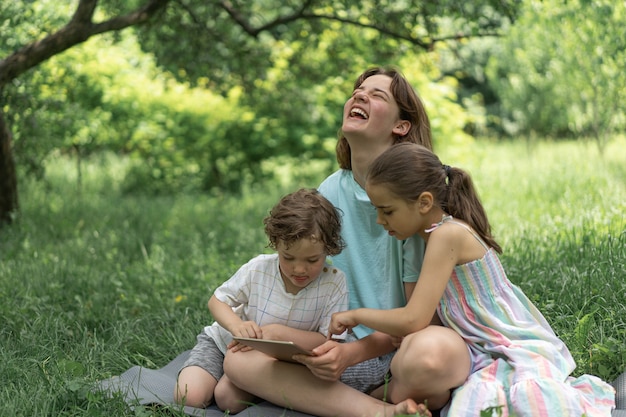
[227,321,262,353]
[231,321,263,339]
[258,323,289,340]
[227,339,252,352]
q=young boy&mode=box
[174,188,348,412]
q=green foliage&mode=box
[131,0,516,178]
[432,34,506,136]
[6,31,279,193]
[0,1,72,53]
[6,0,625,203]
[1,138,624,415]
[2,0,521,197]
[400,54,479,150]
[485,0,626,149]
[6,24,477,194]
[135,0,519,91]
[2,4,107,178]
[480,406,505,417]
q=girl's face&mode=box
[366,182,422,241]
[276,238,327,294]
[342,74,405,143]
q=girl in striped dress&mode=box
[328,142,615,416]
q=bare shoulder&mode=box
[432,220,486,263]
[425,222,469,256]
[433,219,472,241]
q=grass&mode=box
[1,137,625,416]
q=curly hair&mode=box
[264,188,346,256]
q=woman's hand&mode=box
[328,310,359,337]
[292,339,352,381]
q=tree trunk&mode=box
[0,0,170,225]
[0,104,18,225]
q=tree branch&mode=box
[70,0,98,25]
[218,4,502,50]
[298,13,432,50]
[0,0,170,88]
[218,0,314,38]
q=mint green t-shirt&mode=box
[319,169,425,339]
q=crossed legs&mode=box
[222,325,469,416]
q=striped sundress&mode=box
[430,216,615,417]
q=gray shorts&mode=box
[339,334,394,393]
[180,332,225,381]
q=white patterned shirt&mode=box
[204,254,348,353]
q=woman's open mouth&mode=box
[349,107,368,119]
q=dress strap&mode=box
[425,215,490,251]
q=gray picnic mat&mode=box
[614,369,626,417]
[97,349,316,416]
[98,350,625,417]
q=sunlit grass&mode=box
[439,136,626,242]
[0,138,624,416]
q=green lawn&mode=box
[1,137,624,416]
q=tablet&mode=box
[232,337,315,363]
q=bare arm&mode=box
[338,331,396,361]
[295,331,395,381]
[208,294,263,339]
[406,250,445,326]
[329,227,462,337]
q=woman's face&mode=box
[341,74,405,143]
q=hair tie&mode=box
[443,164,451,177]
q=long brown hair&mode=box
[336,66,433,170]
[367,143,502,253]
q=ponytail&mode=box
[367,143,501,253]
[445,167,502,253]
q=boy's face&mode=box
[276,238,327,295]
